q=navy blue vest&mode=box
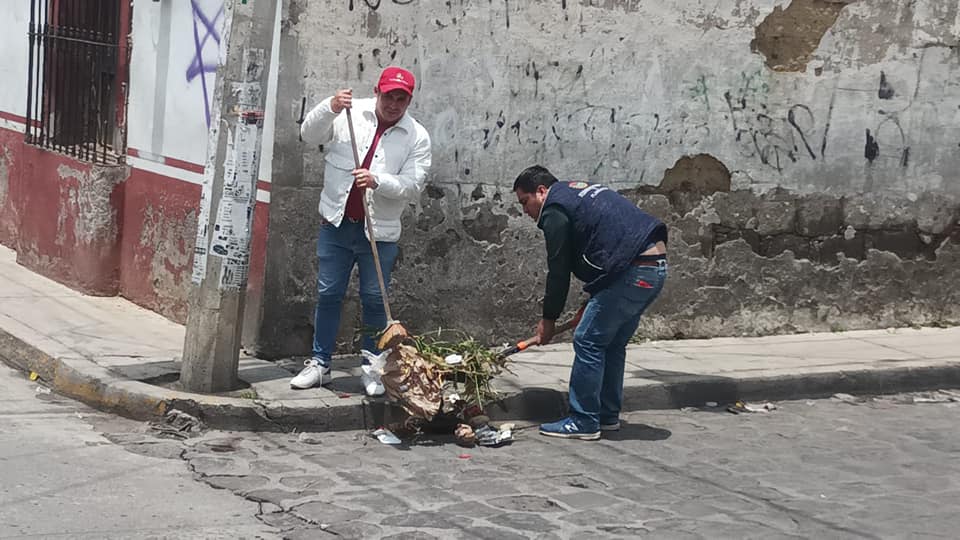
[539,181,667,293]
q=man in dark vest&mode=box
[513,165,668,440]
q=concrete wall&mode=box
[255,0,960,357]
[3,1,958,358]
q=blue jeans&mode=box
[312,220,399,365]
[568,261,667,430]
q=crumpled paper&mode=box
[380,344,443,420]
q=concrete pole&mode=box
[182,0,278,393]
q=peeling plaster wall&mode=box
[117,167,272,327]
[0,147,10,209]
[56,164,122,247]
[260,0,960,354]
[633,190,960,338]
[118,169,201,322]
[16,145,127,295]
[0,130,21,248]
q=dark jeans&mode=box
[311,221,399,365]
[568,261,667,430]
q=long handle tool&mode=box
[345,108,409,346]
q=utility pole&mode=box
[182,0,278,393]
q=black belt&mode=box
[631,254,667,267]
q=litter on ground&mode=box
[727,400,777,414]
[297,432,323,445]
[148,408,203,439]
[372,428,402,445]
[832,393,862,404]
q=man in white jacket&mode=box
[291,66,432,395]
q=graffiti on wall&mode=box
[720,69,912,175]
[428,57,719,184]
[347,0,414,11]
[423,55,946,190]
[186,0,224,127]
[301,0,958,191]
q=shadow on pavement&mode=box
[600,421,672,442]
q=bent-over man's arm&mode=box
[540,205,574,321]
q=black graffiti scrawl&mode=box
[864,129,879,162]
[878,71,895,100]
[348,0,413,11]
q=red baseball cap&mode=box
[377,66,415,95]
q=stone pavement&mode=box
[89,388,960,538]
[1,244,959,431]
[0,363,277,540]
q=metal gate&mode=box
[25,0,129,164]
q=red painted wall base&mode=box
[2,125,269,336]
[15,144,126,296]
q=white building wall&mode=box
[0,4,35,122]
[127,0,279,184]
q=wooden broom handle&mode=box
[345,108,393,322]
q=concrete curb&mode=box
[3,326,960,431]
[492,364,960,422]
[0,327,403,432]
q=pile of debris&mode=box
[369,325,515,447]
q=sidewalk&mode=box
[2,245,958,431]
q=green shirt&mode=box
[539,205,575,320]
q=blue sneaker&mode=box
[539,417,600,440]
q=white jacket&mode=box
[300,97,432,242]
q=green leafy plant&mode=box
[410,329,513,408]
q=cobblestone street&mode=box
[180,395,959,539]
[3,0,960,538]
[8,352,957,540]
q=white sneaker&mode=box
[290,358,331,389]
[360,364,386,397]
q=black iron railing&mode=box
[25,0,126,164]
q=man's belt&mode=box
[631,254,667,267]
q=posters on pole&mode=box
[190,135,219,285]
[210,122,260,290]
